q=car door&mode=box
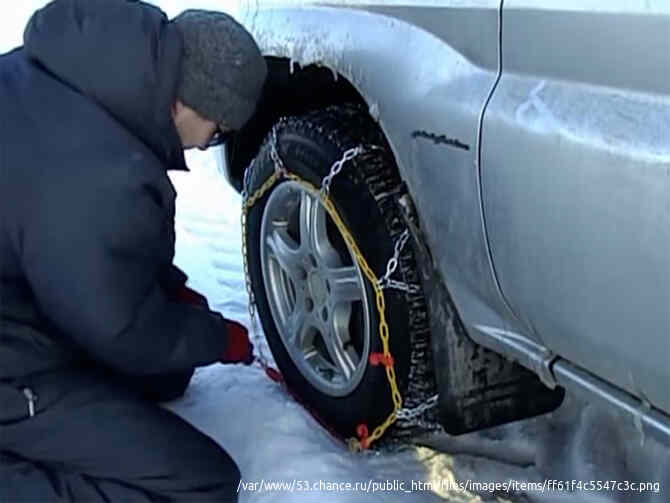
[480,1,670,413]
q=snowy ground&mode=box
[3,2,668,502]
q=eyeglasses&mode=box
[207,129,236,149]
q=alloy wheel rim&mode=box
[260,181,371,396]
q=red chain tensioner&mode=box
[369,352,394,368]
[356,423,370,449]
[264,366,283,383]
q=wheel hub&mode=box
[308,272,328,306]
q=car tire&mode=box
[243,104,432,439]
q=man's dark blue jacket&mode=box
[0,0,228,384]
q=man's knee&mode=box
[195,441,241,486]
[207,450,241,502]
[164,435,241,501]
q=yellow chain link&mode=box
[241,169,402,451]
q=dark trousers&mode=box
[0,365,240,502]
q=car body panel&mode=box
[481,0,670,412]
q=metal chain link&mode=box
[378,229,408,284]
[377,230,421,294]
[270,124,287,176]
[396,393,439,421]
[316,147,420,297]
[320,146,366,197]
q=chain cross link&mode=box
[270,125,287,176]
[396,393,439,421]
[376,230,420,294]
[320,146,366,197]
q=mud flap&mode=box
[398,192,565,435]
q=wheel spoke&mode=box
[304,349,341,376]
[332,303,361,374]
[299,190,315,247]
[266,229,304,282]
[299,191,339,266]
[285,306,309,347]
[328,266,363,304]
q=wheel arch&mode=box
[218,4,489,191]
[220,56,368,192]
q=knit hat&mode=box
[173,10,267,131]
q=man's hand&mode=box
[221,319,254,365]
[170,286,253,365]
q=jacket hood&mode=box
[24,0,188,170]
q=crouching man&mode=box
[0,1,267,501]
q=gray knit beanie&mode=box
[173,10,267,130]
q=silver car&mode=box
[218,0,670,447]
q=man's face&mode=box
[172,100,219,150]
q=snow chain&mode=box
[240,122,434,451]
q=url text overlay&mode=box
[237,478,662,495]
